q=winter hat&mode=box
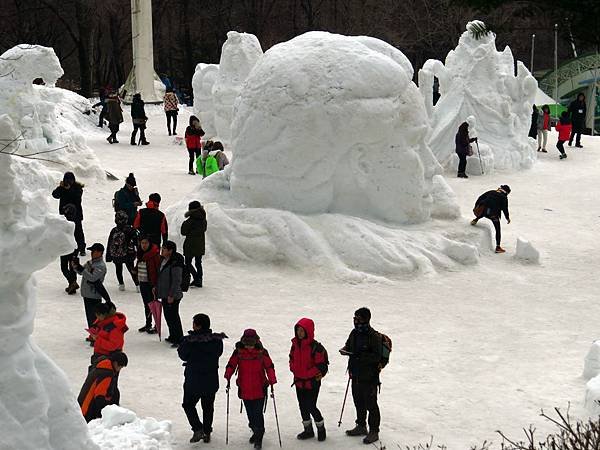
[241,328,259,345]
[188,200,201,211]
[63,171,75,183]
[500,185,511,194]
[149,193,161,204]
[162,240,177,252]
[354,307,371,322]
[193,313,211,330]
[125,173,137,187]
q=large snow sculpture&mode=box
[0,115,98,449]
[418,21,537,174]
[191,63,219,136]
[0,44,104,178]
[212,32,263,142]
[168,32,490,281]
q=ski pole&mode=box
[476,140,484,175]
[338,376,351,427]
[270,386,282,448]
[226,382,230,445]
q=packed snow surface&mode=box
[88,405,172,449]
[419,21,538,173]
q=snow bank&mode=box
[585,375,600,416]
[515,237,540,264]
[418,21,537,174]
[192,63,219,136]
[0,116,97,448]
[0,44,104,180]
[88,405,172,449]
[584,341,600,380]
[212,31,263,143]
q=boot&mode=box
[66,281,79,295]
[297,420,314,440]
[130,132,137,145]
[141,140,150,145]
[189,431,203,443]
[495,246,506,254]
[559,153,567,160]
[316,420,326,441]
[138,325,149,333]
[203,432,210,443]
[346,424,368,436]
[253,431,264,449]
[363,431,379,444]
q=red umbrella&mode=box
[148,300,163,341]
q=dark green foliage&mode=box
[468,21,493,40]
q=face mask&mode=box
[354,322,369,333]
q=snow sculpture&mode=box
[515,237,540,264]
[192,63,219,136]
[583,341,600,380]
[167,32,490,281]
[585,375,600,416]
[418,21,538,173]
[0,45,104,178]
[0,115,98,449]
[212,31,263,142]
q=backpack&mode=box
[171,252,191,292]
[203,154,219,177]
[109,228,129,260]
[311,340,329,377]
[378,332,392,370]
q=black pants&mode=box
[60,252,77,283]
[84,297,102,328]
[457,152,467,175]
[557,140,566,155]
[185,255,203,284]
[352,381,380,433]
[569,127,582,146]
[163,298,183,343]
[244,398,265,433]
[182,390,215,433]
[74,220,85,252]
[188,148,201,173]
[109,123,120,140]
[166,111,178,134]
[131,124,146,143]
[114,260,138,286]
[98,108,106,127]
[484,215,502,246]
[296,384,323,422]
[139,282,154,327]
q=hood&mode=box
[184,207,205,219]
[145,200,159,209]
[294,317,315,343]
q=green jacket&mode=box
[181,207,207,257]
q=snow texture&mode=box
[88,405,172,449]
[191,63,219,137]
[583,341,600,380]
[515,237,540,264]
[0,121,97,448]
[418,21,538,174]
[0,44,104,179]
[211,31,263,143]
[585,375,600,416]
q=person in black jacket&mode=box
[92,88,107,128]
[529,105,539,139]
[471,185,511,253]
[115,173,142,225]
[130,93,149,146]
[106,211,139,291]
[52,171,86,255]
[181,201,207,288]
[455,122,477,178]
[133,193,168,247]
[339,307,384,445]
[178,313,227,444]
[568,92,586,148]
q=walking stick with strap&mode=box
[226,382,230,445]
[338,375,351,427]
[270,386,282,448]
[476,140,484,175]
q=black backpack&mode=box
[171,252,191,292]
[311,340,329,377]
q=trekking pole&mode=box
[476,140,484,175]
[226,382,230,445]
[270,386,282,448]
[338,375,351,427]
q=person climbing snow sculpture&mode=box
[471,185,511,253]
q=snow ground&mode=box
[33,106,600,449]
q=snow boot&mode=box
[495,246,506,254]
[316,420,326,441]
[297,420,315,440]
[189,431,203,443]
[66,281,79,295]
[363,431,379,444]
[346,425,368,436]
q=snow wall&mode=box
[418,21,538,175]
[0,44,104,180]
[170,32,494,282]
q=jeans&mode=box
[163,298,183,343]
[243,398,265,433]
[188,148,201,173]
[139,282,154,327]
[182,391,215,433]
[352,381,380,433]
[74,220,85,252]
[457,153,467,175]
[114,260,138,286]
[60,252,77,283]
[166,111,178,134]
[296,384,323,422]
[84,297,102,328]
[185,255,203,284]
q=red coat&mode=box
[224,342,277,400]
[556,122,572,141]
[289,318,328,389]
[137,243,161,286]
[92,313,128,356]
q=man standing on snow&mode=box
[114,173,142,225]
[133,193,168,247]
[568,92,586,148]
[471,185,511,253]
[72,243,108,330]
[156,240,185,347]
[178,313,226,444]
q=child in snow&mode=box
[225,329,277,449]
[289,318,328,441]
[555,111,572,160]
[185,115,205,175]
[201,141,229,178]
[470,185,511,253]
[106,211,139,291]
[89,302,128,367]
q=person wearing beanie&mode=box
[225,329,277,449]
[185,116,205,175]
[156,240,185,347]
[106,211,139,291]
[130,93,149,146]
[181,200,207,288]
[339,307,385,445]
[178,314,227,444]
[133,193,168,247]
[471,185,511,253]
[52,171,86,257]
[114,173,142,225]
[289,318,329,442]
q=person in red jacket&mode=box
[135,235,161,333]
[89,302,128,367]
[289,318,329,442]
[133,193,168,247]
[224,329,277,449]
[555,111,572,160]
[185,115,205,175]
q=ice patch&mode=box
[515,237,540,264]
